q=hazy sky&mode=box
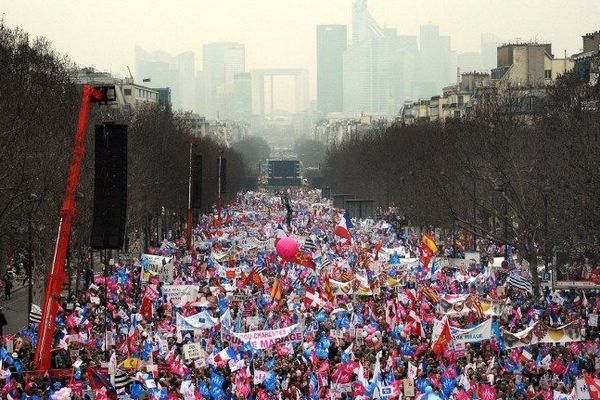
[3,0,599,101]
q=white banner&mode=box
[501,321,582,349]
[162,285,199,306]
[451,319,493,344]
[221,324,301,350]
[176,312,218,331]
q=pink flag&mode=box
[479,384,497,400]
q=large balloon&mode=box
[276,237,299,261]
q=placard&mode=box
[403,379,415,397]
[183,343,205,360]
[589,313,598,327]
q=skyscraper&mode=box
[481,33,501,71]
[417,24,452,99]
[232,72,252,121]
[134,46,195,111]
[202,42,246,119]
[342,0,415,115]
[317,24,347,114]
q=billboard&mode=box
[554,250,600,289]
[267,160,301,186]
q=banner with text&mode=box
[221,324,302,350]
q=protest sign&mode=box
[403,379,415,396]
[162,285,199,306]
[589,313,598,327]
[182,343,205,360]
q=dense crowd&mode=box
[1,189,600,400]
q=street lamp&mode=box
[494,184,509,260]
[26,193,40,312]
[472,180,477,251]
[543,184,553,272]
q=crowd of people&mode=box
[1,189,599,400]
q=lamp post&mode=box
[217,148,224,220]
[187,140,193,249]
[472,181,477,251]
[27,193,37,312]
[543,184,552,272]
[494,184,509,260]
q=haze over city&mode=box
[3,0,599,107]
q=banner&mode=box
[501,321,582,349]
[176,311,218,331]
[221,324,301,350]
[162,285,199,306]
[438,295,503,316]
[451,319,492,344]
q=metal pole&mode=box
[544,193,549,271]
[187,142,193,249]
[218,155,222,220]
[472,180,477,251]
[503,199,509,260]
[27,207,33,312]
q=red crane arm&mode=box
[33,85,103,371]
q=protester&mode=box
[0,189,599,400]
[3,271,13,300]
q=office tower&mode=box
[317,24,347,114]
[202,42,246,119]
[233,72,252,121]
[417,24,453,98]
[344,0,402,115]
[134,46,195,111]
[481,33,501,71]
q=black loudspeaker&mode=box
[191,155,202,209]
[91,123,128,249]
[219,157,227,194]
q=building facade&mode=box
[491,43,573,87]
[75,68,160,112]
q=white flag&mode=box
[407,362,418,379]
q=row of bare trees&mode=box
[324,73,600,295]
[0,21,247,279]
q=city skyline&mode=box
[3,0,599,108]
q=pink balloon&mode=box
[276,237,299,261]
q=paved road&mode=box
[1,284,30,334]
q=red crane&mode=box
[33,85,107,370]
